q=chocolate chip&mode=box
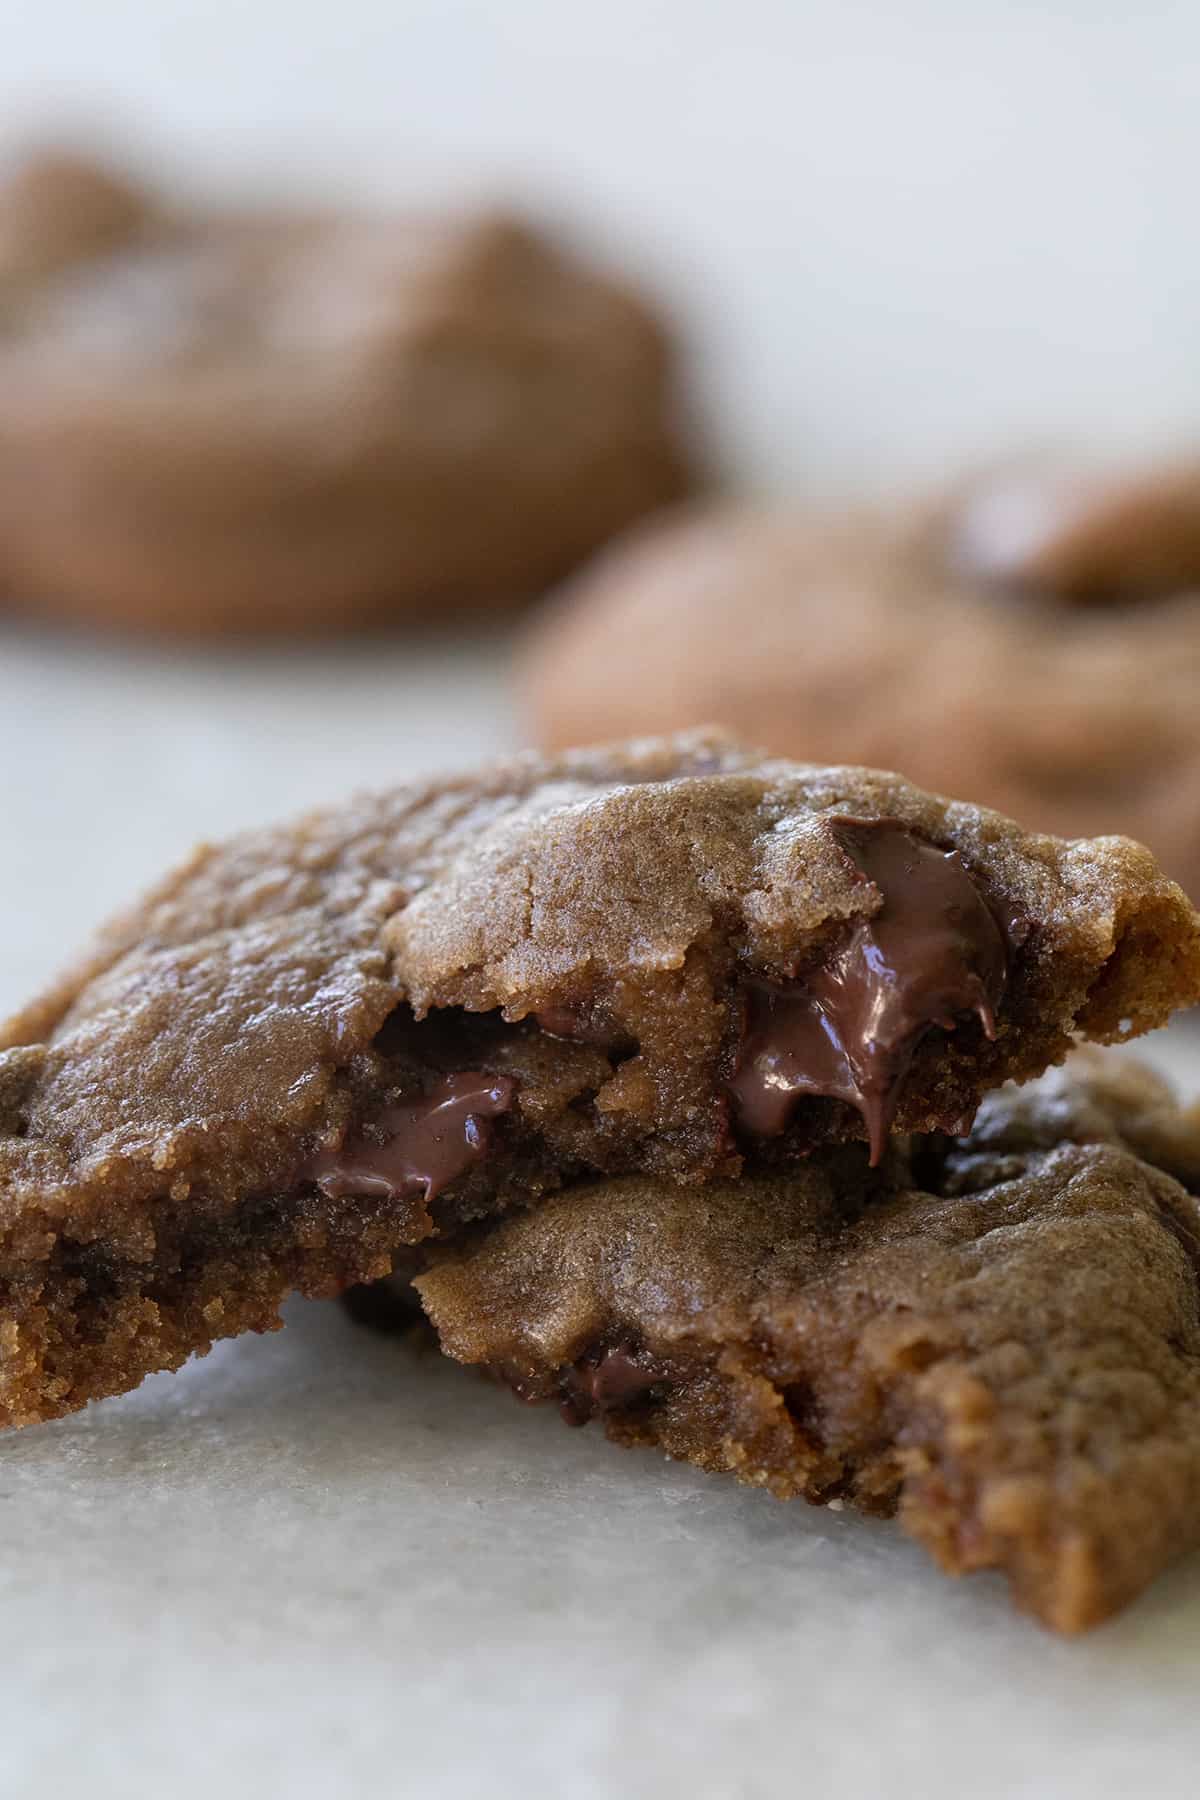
[559,1343,669,1425]
[535,1004,634,1055]
[728,818,1008,1162]
[309,1072,516,1202]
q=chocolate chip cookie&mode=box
[0,147,692,635]
[1,732,1197,1429]
[410,1051,1200,1633]
[522,464,1200,895]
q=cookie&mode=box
[947,457,1200,606]
[0,148,692,635]
[0,147,155,288]
[411,1051,1200,1633]
[521,468,1200,895]
[0,731,1197,1428]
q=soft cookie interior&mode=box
[410,1056,1200,1633]
[2,737,1198,1429]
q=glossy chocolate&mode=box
[534,1003,632,1053]
[311,1071,516,1202]
[729,818,1007,1162]
[559,1344,669,1426]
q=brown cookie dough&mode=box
[0,147,692,635]
[521,465,1200,895]
[949,1045,1200,1194]
[0,731,1197,1429]
[411,1053,1200,1633]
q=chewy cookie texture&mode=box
[408,1052,1200,1634]
[1,733,1199,1431]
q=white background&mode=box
[2,0,1198,494]
[3,7,1200,1797]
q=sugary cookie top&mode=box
[520,495,1200,896]
[1,732,1197,1239]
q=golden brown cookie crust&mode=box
[1,732,1197,1430]
[415,1052,1200,1633]
[0,149,692,635]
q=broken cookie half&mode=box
[1,731,1198,1429]
[409,1052,1200,1633]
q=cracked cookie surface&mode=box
[1,733,1197,1429]
[522,465,1200,896]
[411,1052,1200,1632]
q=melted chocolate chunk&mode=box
[559,1344,669,1426]
[535,1004,633,1054]
[729,818,1007,1163]
[310,1072,516,1202]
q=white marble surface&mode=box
[2,622,1200,1800]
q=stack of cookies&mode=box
[3,732,1200,1632]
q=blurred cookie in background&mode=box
[945,457,1200,606]
[520,461,1200,896]
[0,148,157,288]
[0,146,695,636]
